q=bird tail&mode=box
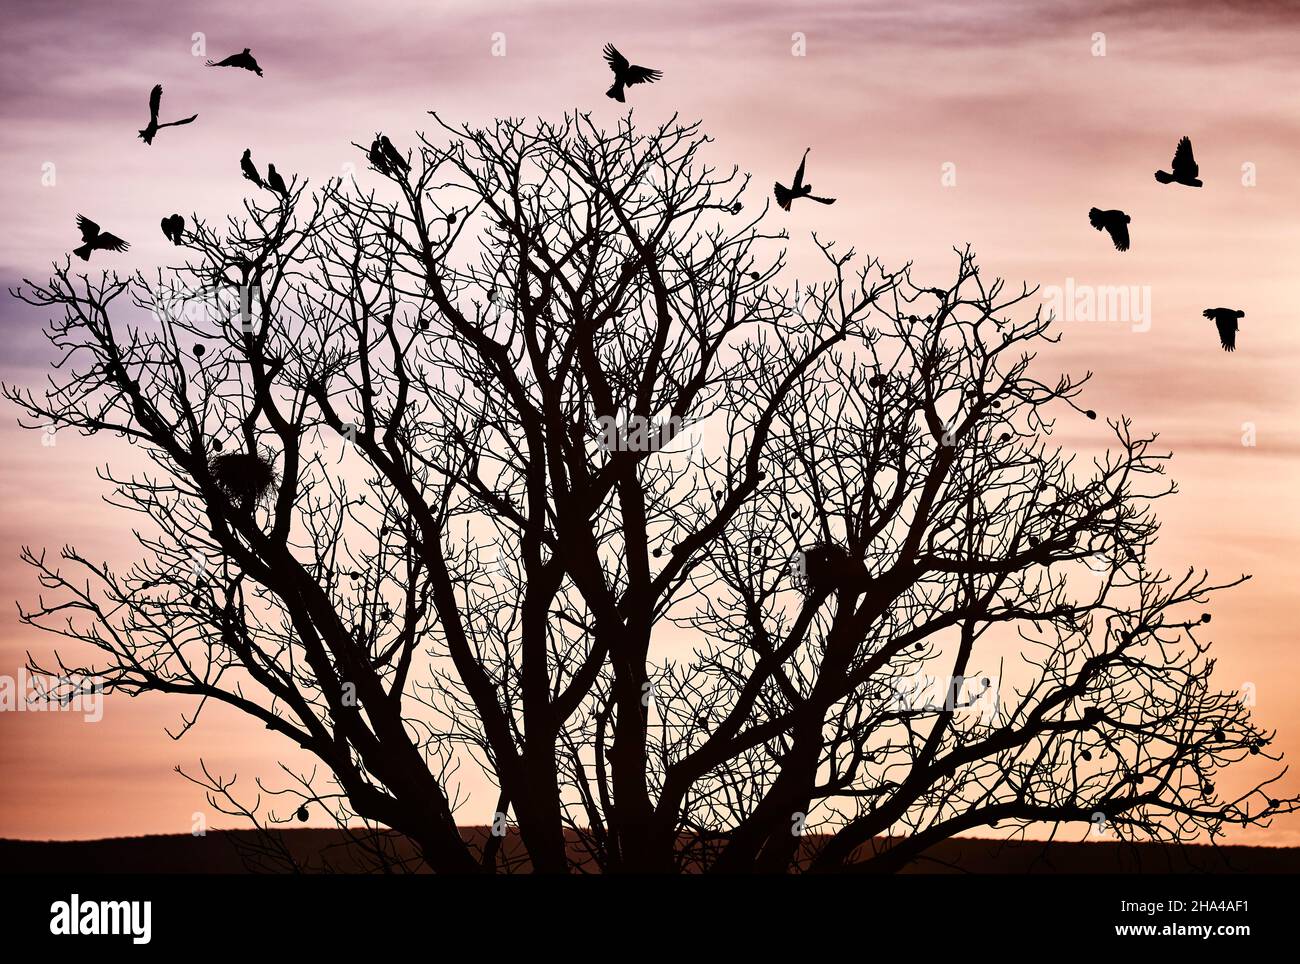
[1088,207,1104,230]
[137,129,153,144]
[606,82,625,102]
[1154,170,1174,184]
[774,182,793,211]
[73,244,92,261]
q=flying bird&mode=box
[379,135,409,175]
[1088,208,1131,252]
[603,44,662,102]
[240,149,263,188]
[266,164,288,196]
[206,48,263,76]
[160,214,185,244]
[774,149,837,211]
[1203,307,1245,351]
[72,215,129,261]
[137,85,197,145]
[1154,136,1203,187]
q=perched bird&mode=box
[266,163,288,196]
[1154,136,1203,187]
[72,215,129,261]
[602,43,662,102]
[206,48,263,76]
[240,148,263,188]
[1203,307,1245,352]
[1088,207,1131,252]
[137,84,197,145]
[160,214,185,244]
[368,138,389,174]
[379,135,409,175]
[774,149,837,211]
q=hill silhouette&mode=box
[2,830,1296,874]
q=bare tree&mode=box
[7,113,1294,873]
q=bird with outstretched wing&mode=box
[138,84,197,145]
[1203,307,1245,351]
[775,149,837,211]
[1088,207,1131,252]
[603,44,662,102]
[73,215,129,261]
[1155,136,1202,187]
[206,48,263,76]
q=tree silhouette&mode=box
[6,114,1294,873]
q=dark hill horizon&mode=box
[3,829,1297,874]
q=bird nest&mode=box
[209,451,278,509]
[791,540,867,596]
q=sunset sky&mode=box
[2,0,1298,845]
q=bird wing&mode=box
[1172,136,1198,178]
[1215,314,1236,351]
[625,64,662,85]
[1106,219,1130,251]
[603,44,630,75]
[76,215,99,241]
[97,233,130,253]
[209,54,234,67]
[807,195,837,205]
[163,113,198,128]
[148,85,162,123]
[792,150,808,190]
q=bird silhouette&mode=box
[379,135,409,175]
[73,215,129,261]
[266,164,288,196]
[206,48,262,76]
[1203,307,1245,351]
[1088,208,1131,252]
[240,149,263,188]
[368,138,389,174]
[160,214,185,244]
[137,85,197,145]
[603,44,662,102]
[774,149,837,211]
[1155,136,1202,187]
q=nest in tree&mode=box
[793,541,869,596]
[209,451,278,508]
